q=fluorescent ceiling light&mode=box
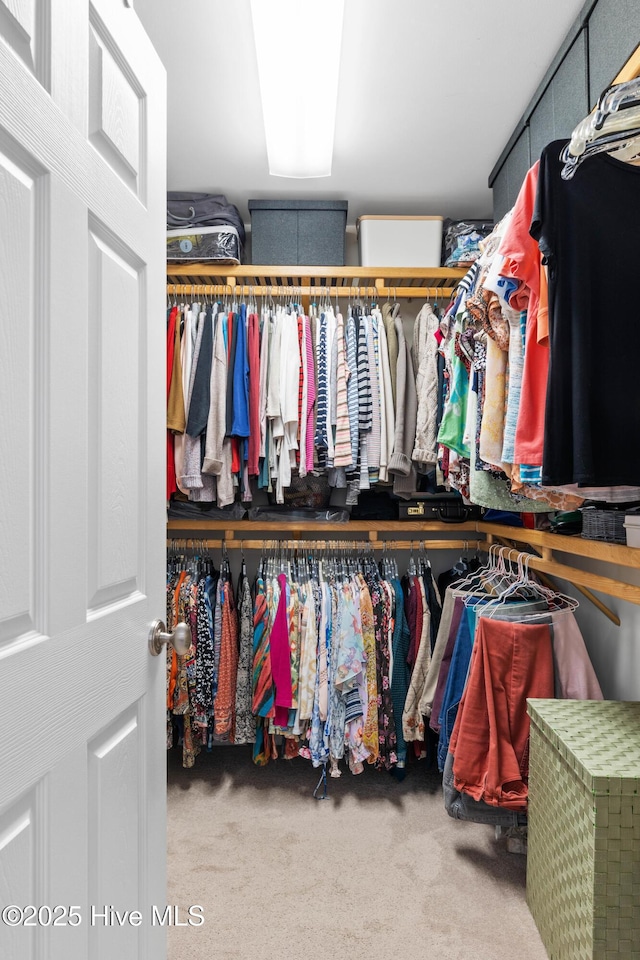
[250,0,345,178]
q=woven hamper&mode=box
[527,700,640,959]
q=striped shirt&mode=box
[346,314,359,470]
[357,314,372,432]
[333,312,353,468]
[326,309,336,461]
[314,312,329,469]
[366,315,381,479]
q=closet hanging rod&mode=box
[166,519,640,570]
[166,532,640,607]
[167,538,485,553]
[166,283,457,300]
[166,264,465,281]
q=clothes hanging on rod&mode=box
[419,547,602,823]
[166,285,589,515]
[165,540,445,776]
[531,140,640,488]
[435,177,640,506]
[434,251,571,513]
[165,292,463,509]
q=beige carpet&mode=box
[167,747,548,960]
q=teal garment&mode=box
[437,337,470,458]
[520,465,543,483]
[465,601,480,643]
[390,578,411,766]
[258,427,270,489]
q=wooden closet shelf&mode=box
[480,524,640,609]
[166,264,466,302]
[480,523,640,569]
[166,518,640,556]
[166,519,640,606]
[167,519,479,537]
[169,537,485,553]
[166,264,465,284]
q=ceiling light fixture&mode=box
[250,0,345,178]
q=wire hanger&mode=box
[408,541,417,576]
[479,551,579,620]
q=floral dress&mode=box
[306,580,332,768]
[357,574,379,764]
[366,570,397,770]
[234,574,256,745]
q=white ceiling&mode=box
[134,0,586,225]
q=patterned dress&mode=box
[252,575,274,717]
[366,570,398,770]
[234,574,256,744]
[252,575,276,766]
[213,581,239,741]
[296,582,317,721]
[173,574,199,768]
[194,574,216,736]
[357,574,379,764]
[308,580,332,767]
[328,581,346,763]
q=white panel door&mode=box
[0,0,167,958]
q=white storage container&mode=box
[357,215,443,267]
[624,507,640,547]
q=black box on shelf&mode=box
[398,494,482,523]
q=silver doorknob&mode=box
[148,619,191,657]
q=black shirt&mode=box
[531,140,640,486]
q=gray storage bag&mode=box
[167,192,245,246]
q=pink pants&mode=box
[450,617,554,810]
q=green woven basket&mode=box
[527,700,640,960]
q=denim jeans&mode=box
[443,751,528,827]
[436,606,475,771]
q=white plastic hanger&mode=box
[562,76,640,178]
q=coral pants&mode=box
[449,617,554,810]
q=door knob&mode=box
[148,619,191,657]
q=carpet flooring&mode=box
[167,747,548,960]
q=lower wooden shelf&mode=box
[166,518,640,607]
[167,519,478,536]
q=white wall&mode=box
[552,552,640,701]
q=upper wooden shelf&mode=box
[166,263,466,300]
